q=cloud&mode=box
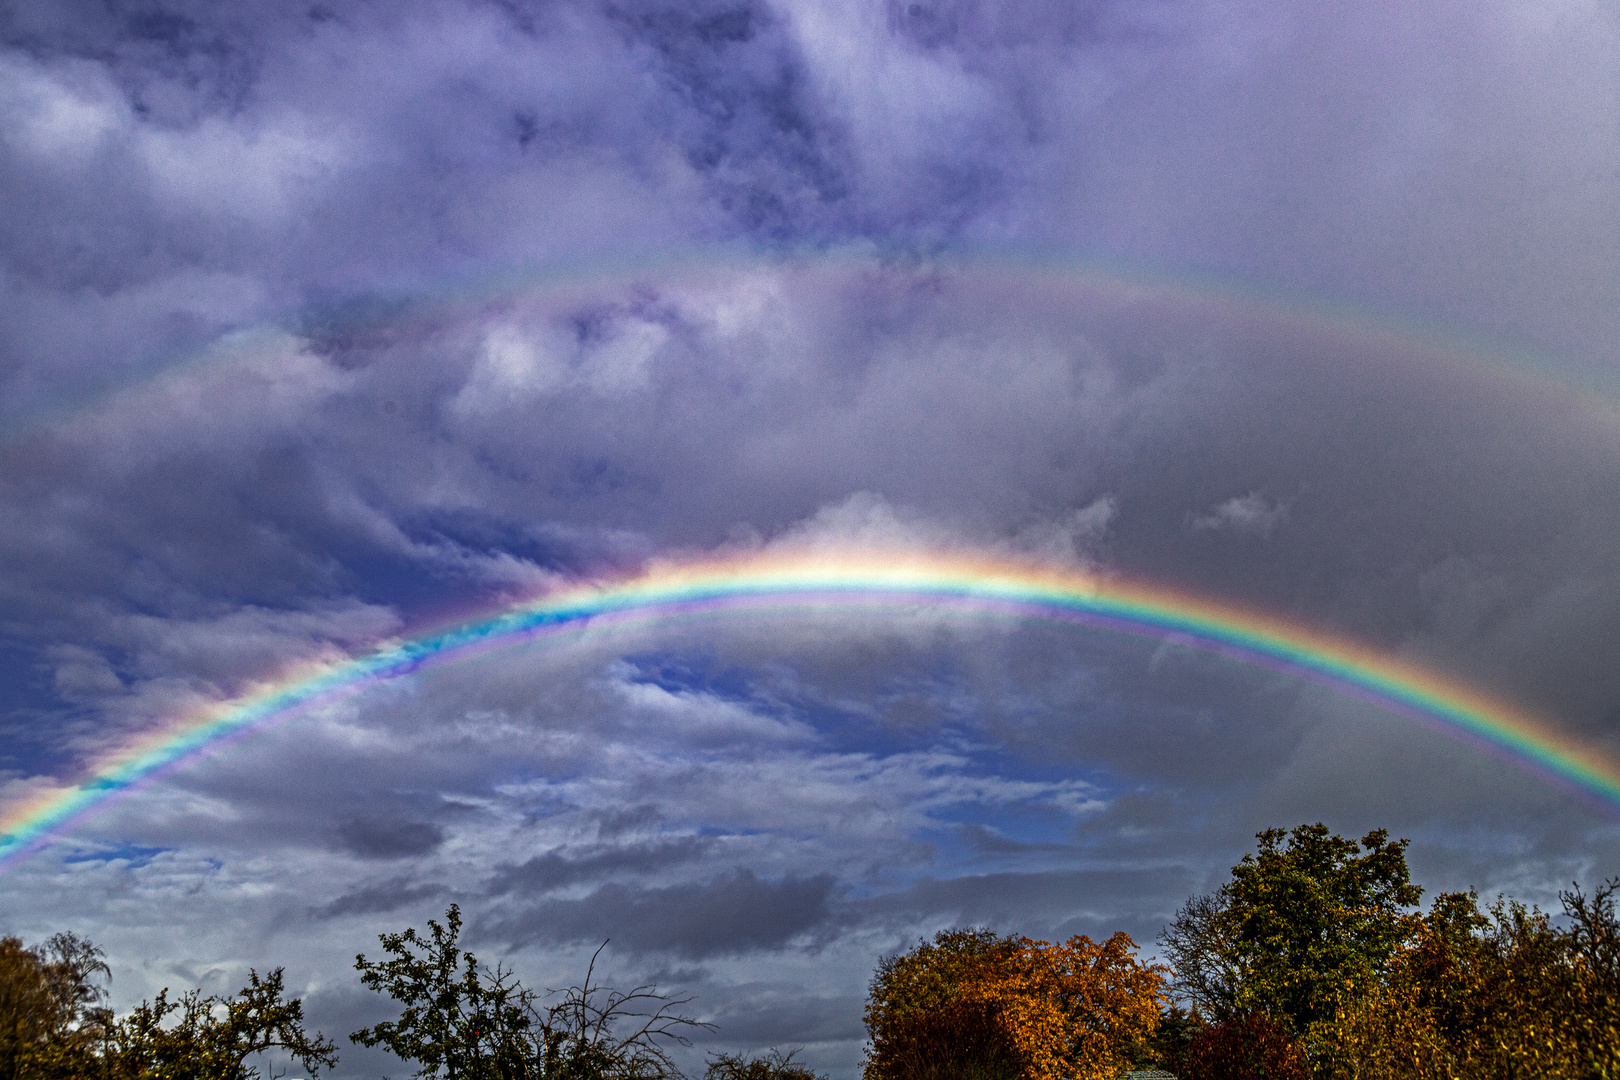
[336,817,447,860]
[487,837,716,895]
[485,869,839,957]
[1188,491,1288,537]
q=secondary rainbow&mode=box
[8,247,1619,445]
[3,548,1617,869]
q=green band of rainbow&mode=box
[3,549,1615,869]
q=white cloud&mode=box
[1189,491,1288,537]
[0,55,125,164]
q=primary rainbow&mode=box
[3,548,1617,869]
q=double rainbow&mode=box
[3,549,1616,870]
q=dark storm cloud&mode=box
[321,879,451,919]
[857,866,1194,941]
[484,869,839,957]
[487,836,716,895]
[337,816,446,859]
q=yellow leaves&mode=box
[863,929,1166,1080]
[1308,886,1620,1080]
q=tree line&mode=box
[864,824,1619,1079]
[1,823,1616,1079]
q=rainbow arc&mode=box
[3,549,1616,870]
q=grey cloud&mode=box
[485,869,839,957]
[336,817,447,860]
[487,836,715,895]
[320,879,451,919]
[856,866,1196,946]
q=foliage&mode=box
[1153,895,1238,1023]
[1139,1004,1202,1075]
[1180,1013,1305,1080]
[353,904,710,1080]
[0,931,334,1080]
[95,968,337,1080]
[0,932,113,1080]
[1159,824,1422,1033]
[862,927,1165,1080]
[1311,881,1620,1080]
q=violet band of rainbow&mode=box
[3,550,1616,869]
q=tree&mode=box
[0,932,112,1080]
[1155,894,1240,1022]
[862,928,1165,1080]
[704,1048,824,1080]
[94,968,338,1080]
[1314,881,1620,1079]
[1159,824,1422,1034]
[0,937,51,1080]
[353,904,710,1080]
[1140,1004,1202,1075]
[0,928,333,1080]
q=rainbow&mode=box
[2,548,1617,870]
[6,247,1619,444]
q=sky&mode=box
[2,0,1620,1076]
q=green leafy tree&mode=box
[353,904,710,1080]
[1,928,332,1080]
[1159,824,1422,1034]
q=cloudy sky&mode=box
[2,0,1620,1076]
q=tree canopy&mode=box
[0,933,334,1080]
[1159,823,1620,1080]
[1160,823,1422,1033]
[863,927,1165,1080]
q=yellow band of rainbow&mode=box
[3,549,1614,869]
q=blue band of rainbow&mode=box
[3,550,1615,870]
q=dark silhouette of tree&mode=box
[353,904,710,1080]
[704,1048,823,1080]
[1140,1004,1202,1075]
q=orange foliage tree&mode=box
[863,928,1166,1080]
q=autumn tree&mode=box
[1314,881,1620,1080]
[353,904,709,1080]
[862,928,1165,1080]
[0,937,50,1080]
[0,933,112,1080]
[1179,1013,1305,1080]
